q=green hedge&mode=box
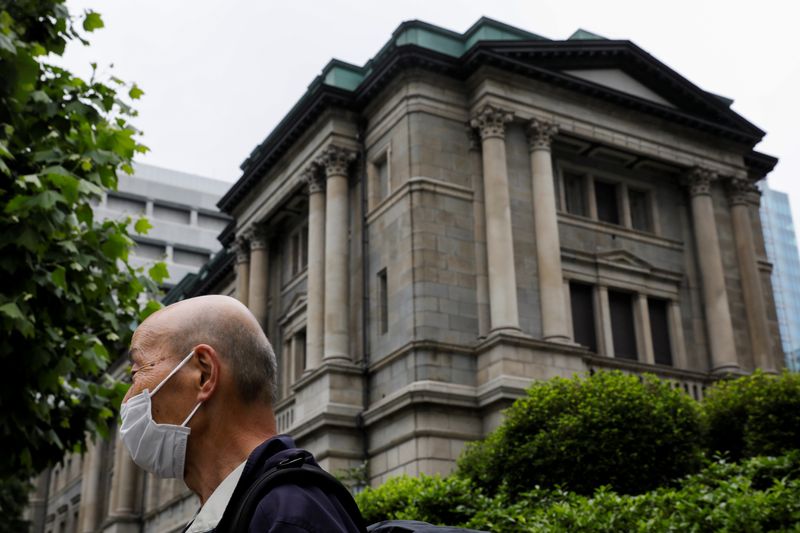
[457,371,704,495]
[704,370,800,460]
[357,453,800,532]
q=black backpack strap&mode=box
[224,451,368,533]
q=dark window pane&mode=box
[648,298,672,366]
[595,180,620,224]
[570,282,597,352]
[609,290,637,359]
[629,188,652,232]
[564,172,587,216]
[378,269,388,334]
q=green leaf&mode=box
[0,141,12,159]
[128,84,144,100]
[0,33,15,54]
[139,300,163,321]
[51,266,67,290]
[148,262,169,284]
[134,217,152,235]
[0,302,24,320]
[83,12,104,32]
[100,232,131,261]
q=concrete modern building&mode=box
[30,17,784,533]
[94,162,232,288]
[26,163,231,533]
[760,183,800,371]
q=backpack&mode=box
[218,450,486,533]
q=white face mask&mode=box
[119,350,203,480]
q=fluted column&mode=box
[471,104,520,333]
[304,165,326,371]
[728,178,775,372]
[527,119,569,342]
[687,167,738,373]
[248,227,270,329]
[77,439,103,532]
[233,237,250,307]
[318,146,355,361]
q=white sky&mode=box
[62,0,800,222]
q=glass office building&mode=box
[760,183,800,371]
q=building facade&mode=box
[760,183,800,371]
[30,17,784,533]
[27,164,231,533]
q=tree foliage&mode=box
[457,371,704,495]
[703,370,800,460]
[0,0,163,487]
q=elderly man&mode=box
[119,295,364,532]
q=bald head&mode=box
[136,295,277,405]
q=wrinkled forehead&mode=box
[130,316,172,364]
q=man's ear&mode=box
[192,344,219,403]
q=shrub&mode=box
[704,370,800,460]
[464,452,800,533]
[355,474,488,526]
[457,371,704,495]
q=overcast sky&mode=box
[62,0,799,222]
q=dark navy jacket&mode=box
[214,435,363,533]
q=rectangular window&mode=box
[132,240,165,260]
[291,233,301,276]
[570,281,597,352]
[106,194,145,215]
[173,247,209,268]
[563,171,587,216]
[377,157,390,200]
[629,188,652,232]
[609,290,637,360]
[648,298,672,366]
[294,329,306,381]
[378,269,388,335]
[153,203,191,224]
[595,180,620,224]
[197,213,229,232]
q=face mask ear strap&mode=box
[151,350,195,397]
[182,402,203,427]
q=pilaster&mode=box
[304,164,326,371]
[247,226,270,330]
[232,237,250,307]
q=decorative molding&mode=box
[527,118,559,151]
[316,145,356,178]
[246,226,269,251]
[302,163,325,194]
[726,177,757,206]
[686,166,718,197]
[232,237,250,264]
[470,103,514,140]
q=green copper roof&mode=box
[568,28,608,40]
[319,17,547,92]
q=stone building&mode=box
[30,17,782,533]
[26,164,231,533]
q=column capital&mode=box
[726,177,758,206]
[246,226,269,251]
[316,146,356,178]
[686,166,718,197]
[527,118,559,151]
[232,237,250,264]
[302,163,325,194]
[470,104,514,140]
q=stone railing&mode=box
[275,399,295,434]
[584,355,713,401]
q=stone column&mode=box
[304,165,326,371]
[687,167,739,373]
[471,104,520,333]
[596,285,614,357]
[77,440,103,532]
[527,119,569,342]
[635,293,655,364]
[110,438,139,516]
[728,178,775,372]
[233,237,250,307]
[318,146,355,361]
[248,227,270,330]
